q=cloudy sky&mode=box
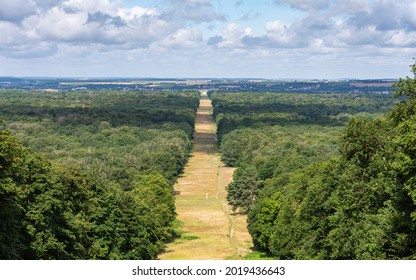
[0,0,415,79]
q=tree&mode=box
[245,60,416,259]
[227,165,262,213]
[393,59,416,98]
[0,129,26,259]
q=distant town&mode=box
[0,77,395,94]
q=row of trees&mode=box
[0,90,200,259]
[212,65,416,259]
[248,96,416,259]
[210,91,397,143]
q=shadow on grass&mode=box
[166,219,201,244]
[243,250,275,260]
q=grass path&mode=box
[159,93,252,260]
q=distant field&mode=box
[350,82,394,87]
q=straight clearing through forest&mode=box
[159,92,252,260]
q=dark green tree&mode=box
[227,165,262,213]
[0,129,26,259]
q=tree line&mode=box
[211,65,416,259]
[209,91,397,143]
[0,90,199,259]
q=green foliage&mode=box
[216,63,416,259]
[0,129,26,259]
[0,132,183,259]
[245,62,416,259]
[211,91,397,143]
[247,190,281,251]
[339,118,391,168]
[227,165,262,213]
[393,59,416,98]
[0,90,199,259]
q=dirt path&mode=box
[159,92,252,260]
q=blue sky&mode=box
[0,0,415,79]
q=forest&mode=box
[0,90,199,259]
[2,63,416,260]
[211,62,416,259]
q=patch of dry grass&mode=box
[159,97,252,260]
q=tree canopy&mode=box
[215,62,416,259]
[0,90,199,259]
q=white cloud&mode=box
[386,31,416,47]
[165,0,226,23]
[0,21,27,45]
[0,0,178,56]
[337,24,383,46]
[118,6,158,20]
[274,0,330,11]
[332,0,370,14]
[263,20,297,47]
[0,0,37,22]
[161,28,203,49]
[0,19,57,59]
[3,1,411,54]
[25,6,90,42]
[61,0,120,15]
[216,23,253,48]
[240,0,416,52]
[0,0,228,59]
[0,0,415,78]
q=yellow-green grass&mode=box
[243,251,275,260]
[159,97,253,260]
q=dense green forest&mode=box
[0,90,199,259]
[211,65,416,259]
[211,91,396,143]
[2,66,416,260]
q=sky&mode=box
[0,0,415,79]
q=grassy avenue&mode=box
[159,92,253,260]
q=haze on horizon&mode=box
[0,0,415,79]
